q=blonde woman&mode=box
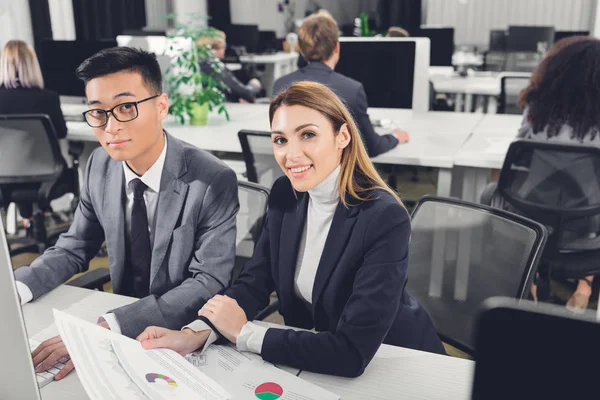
[0,40,67,138]
[138,82,444,377]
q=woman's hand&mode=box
[199,295,248,343]
[136,326,210,356]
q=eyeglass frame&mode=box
[81,94,161,127]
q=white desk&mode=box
[23,285,475,400]
[238,52,299,97]
[453,114,522,202]
[430,73,501,113]
[299,345,474,400]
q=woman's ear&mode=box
[337,123,351,150]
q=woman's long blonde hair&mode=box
[269,81,403,207]
[0,40,44,89]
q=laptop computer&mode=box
[0,218,63,399]
[472,297,600,400]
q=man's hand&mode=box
[391,129,409,144]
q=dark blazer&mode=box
[15,133,239,338]
[0,87,68,139]
[200,60,260,103]
[222,176,444,377]
[273,62,399,157]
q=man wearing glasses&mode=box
[16,47,239,379]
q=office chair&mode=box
[238,130,285,189]
[406,195,547,356]
[485,140,600,301]
[0,114,81,256]
[497,74,531,114]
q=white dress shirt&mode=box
[186,166,341,354]
[17,134,168,335]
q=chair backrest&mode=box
[233,181,270,280]
[238,130,284,189]
[497,139,600,252]
[0,114,65,184]
[406,196,547,355]
[498,74,530,114]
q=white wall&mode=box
[425,0,596,48]
[172,0,208,28]
[145,0,170,31]
[48,0,76,40]
[592,0,600,37]
[230,0,309,37]
[0,0,34,50]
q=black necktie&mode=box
[130,178,151,298]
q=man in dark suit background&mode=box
[273,14,409,157]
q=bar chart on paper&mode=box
[254,382,284,400]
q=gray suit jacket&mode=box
[14,132,239,338]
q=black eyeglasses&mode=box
[82,94,161,127]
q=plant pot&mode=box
[189,102,209,126]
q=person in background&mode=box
[197,31,262,103]
[20,47,239,380]
[0,40,69,232]
[386,26,410,37]
[273,14,409,158]
[137,82,444,378]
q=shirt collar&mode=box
[122,133,168,193]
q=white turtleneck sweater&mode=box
[184,166,341,354]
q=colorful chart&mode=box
[254,382,284,400]
[145,373,178,387]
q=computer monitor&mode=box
[336,37,430,111]
[554,30,589,43]
[0,218,42,400]
[472,297,600,400]
[507,25,555,52]
[39,39,118,101]
[416,27,454,67]
[223,24,260,54]
[257,30,278,54]
[489,30,507,52]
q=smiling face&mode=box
[270,105,350,192]
[85,70,168,174]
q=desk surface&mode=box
[67,106,483,169]
[453,114,522,169]
[238,52,299,63]
[23,285,475,400]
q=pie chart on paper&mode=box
[254,382,284,400]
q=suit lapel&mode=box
[279,192,309,309]
[311,202,359,307]
[149,133,189,288]
[103,161,126,293]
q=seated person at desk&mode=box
[483,36,600,311]
[138,82,445,378]
[0,40,67,139]
[18,47,239,379]
[198,30,263,103]
[273,15,409,158]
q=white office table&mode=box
[430,73,501,113]
[238,52,299,97]
[453,114,522,202]
[23,285,475,400]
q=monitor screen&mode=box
[489,30,507,52]
[507,26,555,52]
[554,30,589,43]
[40,40,118,97]
[336,40,416,108]
[416,27,454,66]
[224,24,260,54]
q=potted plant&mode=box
[164,14,229,125]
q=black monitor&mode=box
[40,39,118,97]
[507,26,555,52]
[554,30,590,43]
[489,30,507,52]
[336,40,416,108]
[416,27,454,66]
[223,24,260,54]
[257,30,278,54]
[472,297,600,400]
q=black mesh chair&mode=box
[491,140,600,296]
[0,114,80,255]
[238,130,284,189]
[407,196,547,356]
[498,74,531,114]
